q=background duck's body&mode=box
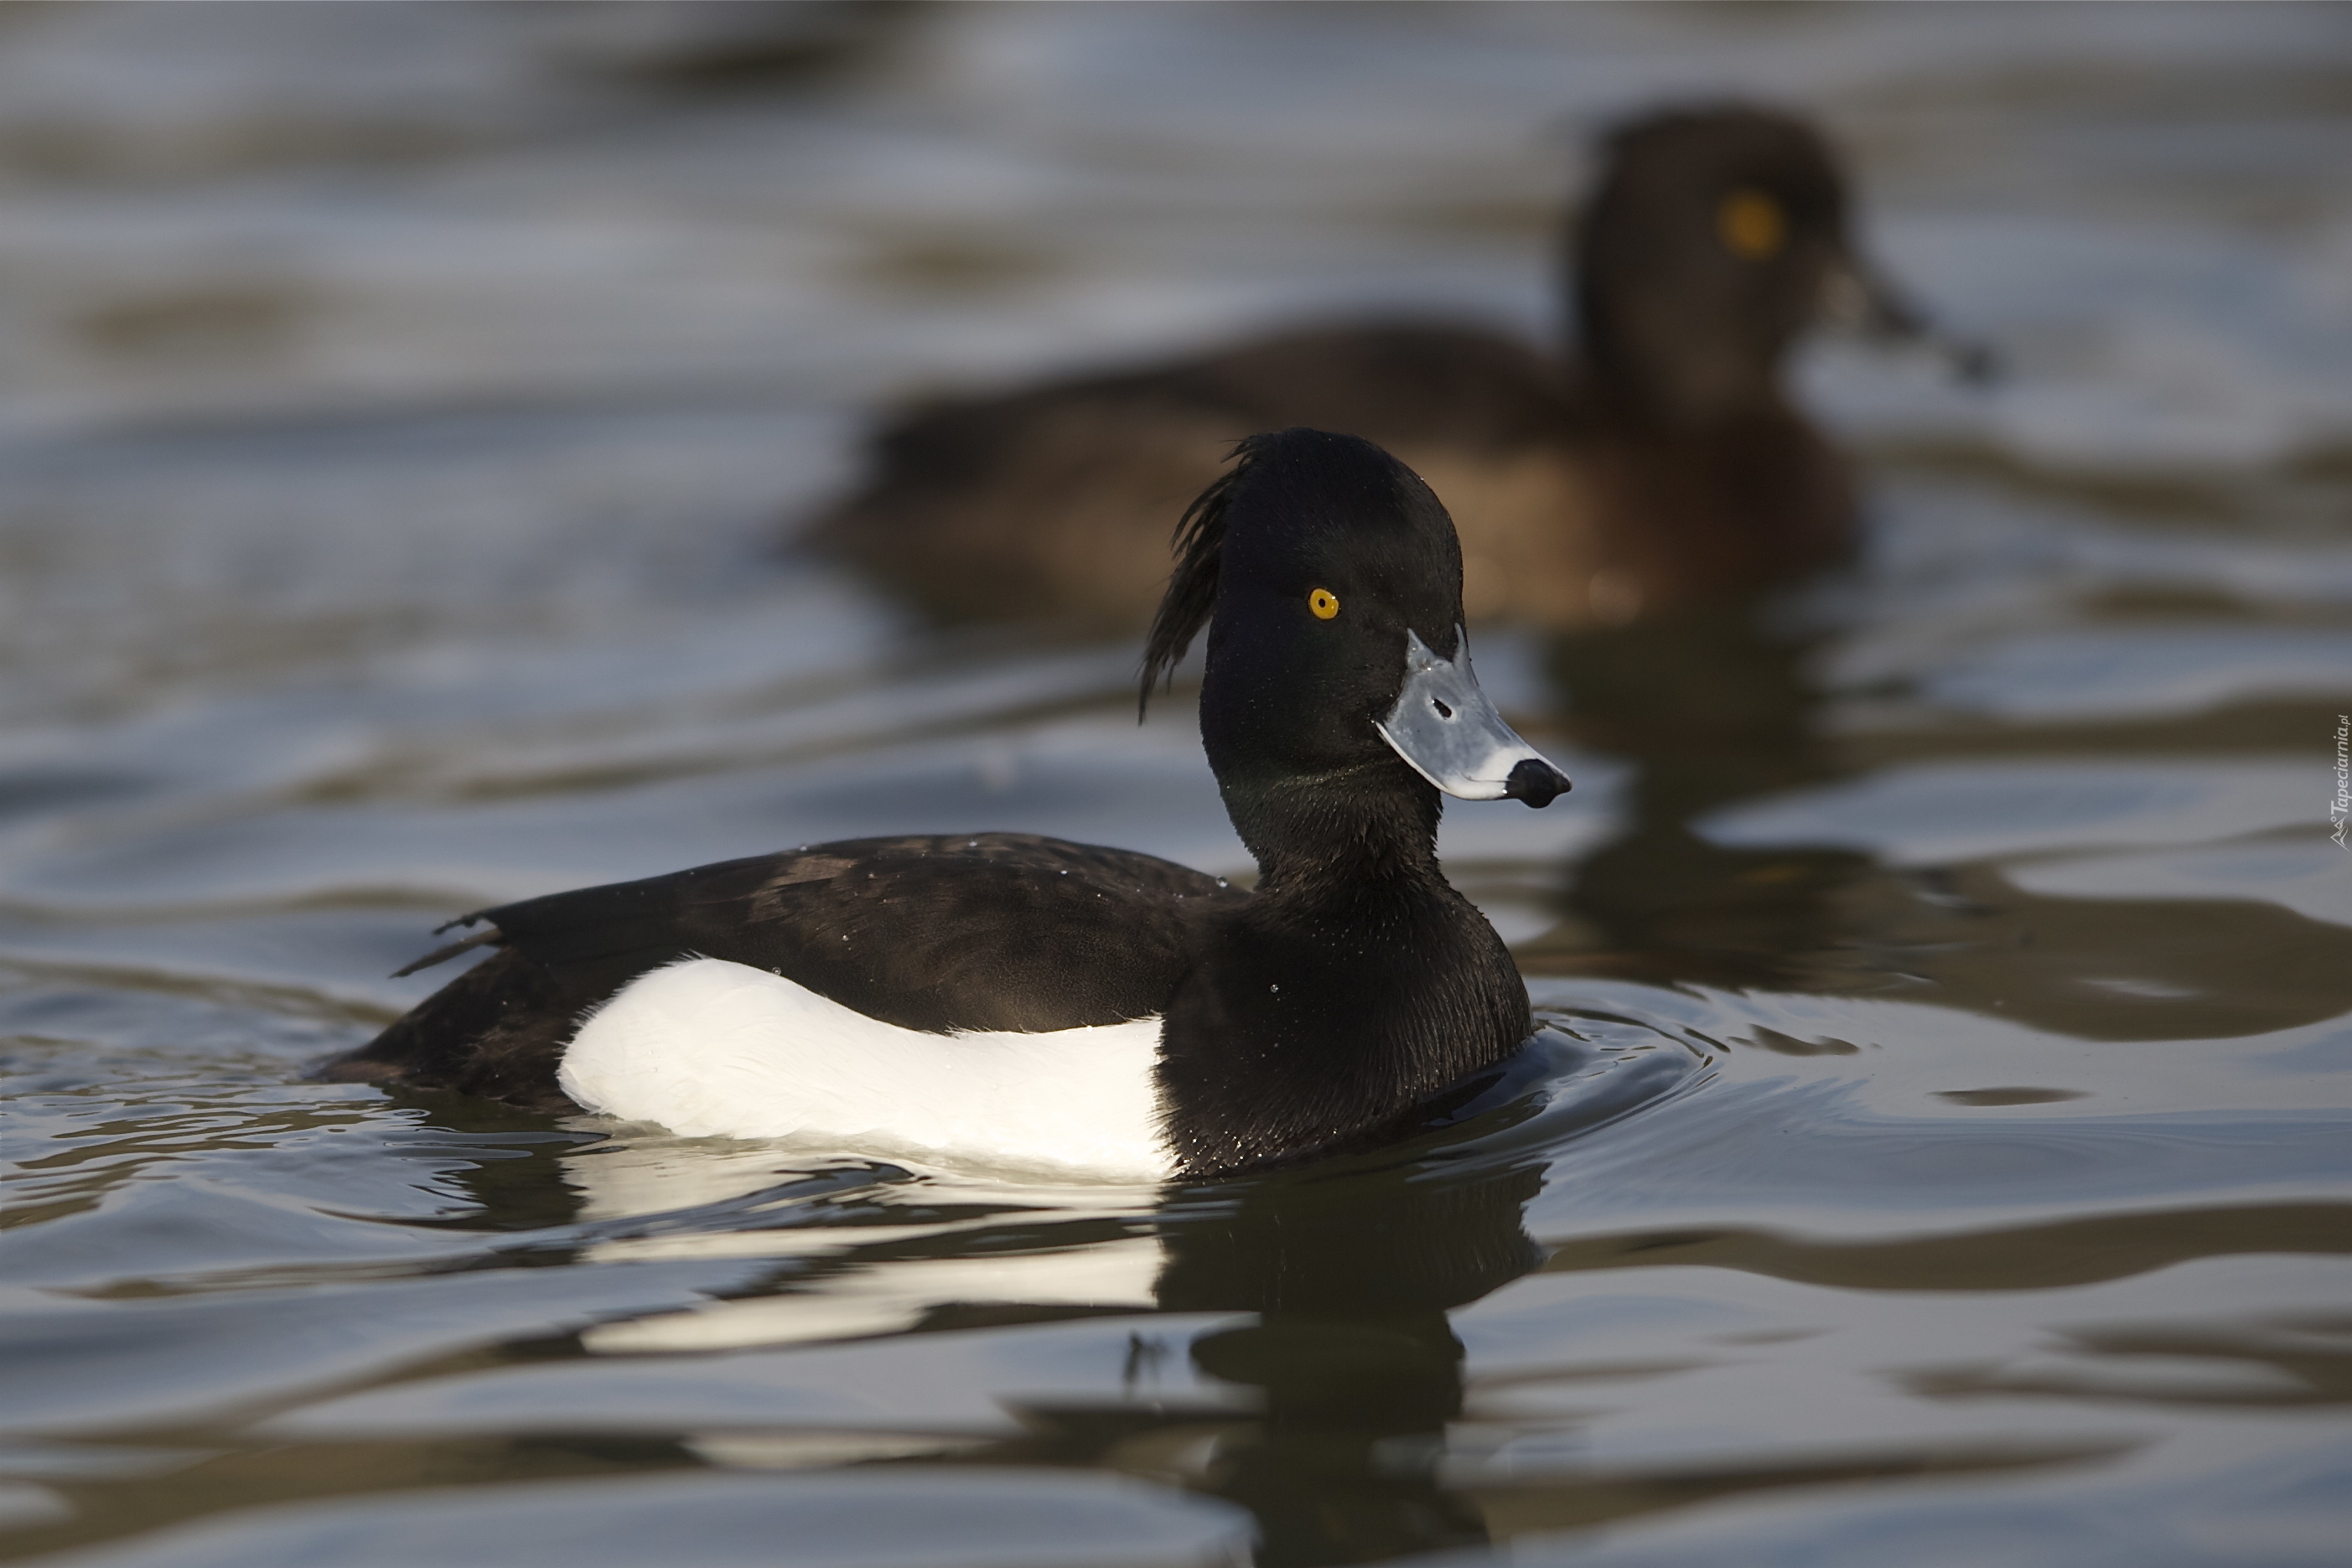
[811,106,1954,633]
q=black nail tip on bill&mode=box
[1505,758,1572,808]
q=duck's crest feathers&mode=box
[1139,435,1258,717]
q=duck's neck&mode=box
[1226,763,1449,905]
[1572,278,1791,433]
[1159,766,1531,1177]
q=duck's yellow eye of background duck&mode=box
[1718,189,1786,261]
[1308,587,1340,620]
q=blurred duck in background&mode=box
[808,103,1990,634]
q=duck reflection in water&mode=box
[1137,1157,1547,1565]
[1534,592,2352,1034]
[404,1112,1553,1566]
[1536,605,1867,991]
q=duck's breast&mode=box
[560,958,1171,1181]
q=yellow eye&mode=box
[1308,587,1340,620]
[1718,189,1786,261]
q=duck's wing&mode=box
[464,832,1234,1032]
[323,834,1243,1109]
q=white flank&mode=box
[559,958,1173,1182]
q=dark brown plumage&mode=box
[808,104,1978,633]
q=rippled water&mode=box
[2,5,2349,1565]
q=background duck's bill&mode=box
[1819,252,1999,383]
[1375,629,1571,807]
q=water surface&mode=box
[1,6,2349,1565]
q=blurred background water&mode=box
[0,3,2349,1565]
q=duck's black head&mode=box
[1572,103,1972,428]
[1142,429,1570,875]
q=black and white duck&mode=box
[327,429,1574,1181]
